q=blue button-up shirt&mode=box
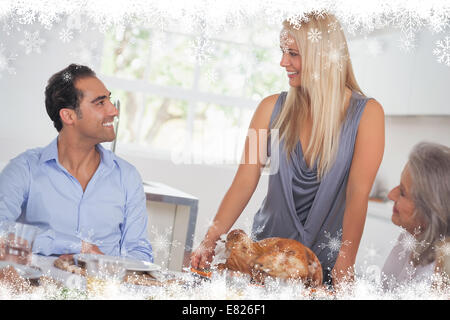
[0,138,153,262]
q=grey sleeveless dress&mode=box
[251,91,371,284]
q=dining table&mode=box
[0,254,197,299]
[32,255,83,286]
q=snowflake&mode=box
[81,229,95,242]
[405,261,417,281]
[205,69,218,84]
[312,10,328,21]
[364,264,381,284]
[390,8,424,44]
[398,233,417,259]
[19,31,46,54]
[72,228,103,250]
[15,7,36,25]
[62,71,72,82]
[280,29,294,52]
[149,226,181,268]
[65,274,84,290]
[307,28,322,43]
[70,41,101,66]
[327,20,342,34]
[232,216,261,239]
[322,41,348,71]
[397,228,427,261]
[205,216,217,230]
[439,241,450,257]
[362,243,381,262]
[428,11,449,34]
[308,261,320,275]
[286,14,308,30]
[59,28,73,43]
[436,235,450,261]
[388,6,426,54]
[318,229,351,260]
[398,34,416,53]
[311,71,320,81]
[250,222,266,241]
[190,36,214,65]
[433,36,450,67]
[0,44,17,78]
[66,14,85,32]
[2,18,18,36]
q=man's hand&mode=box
[81,241,104,255]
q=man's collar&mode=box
[39,137,58,165]
[96,143,117,170]
[39,137,117,170]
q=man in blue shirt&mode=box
[0,64,153,262]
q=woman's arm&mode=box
[191,94,279,269]
[332,99,385,285]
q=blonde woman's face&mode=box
[388,165,425,234]
[280,31,301,87]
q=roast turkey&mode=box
[217,229,323,286]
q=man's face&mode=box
[72,77,118,144]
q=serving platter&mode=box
[73,254,161,272]
[0,261,43,280]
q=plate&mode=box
[73,254,161,272]
[0,261,43,280]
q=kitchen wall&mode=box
[376,116,450,199]
[1,22,449,268]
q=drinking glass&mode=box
[85,257,126,298]
[0,222,38,265]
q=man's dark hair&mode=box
[45,64,96,132]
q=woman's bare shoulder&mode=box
[261,93,281,105]
[257,94,280,113]
[250,94,281,129]
[356,98,385,143]
[364,98,384,116]
[358,98,385,130]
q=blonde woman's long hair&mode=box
[273,13,364,179]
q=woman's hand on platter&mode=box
[190,238,218,270]
[331,257,355,289]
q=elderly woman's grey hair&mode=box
[407,142,450,267]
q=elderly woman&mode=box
[381,142,450,289]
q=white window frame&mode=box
[99,28,273,164]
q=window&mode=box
[100,23,286,164]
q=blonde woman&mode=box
[191,13,385,286]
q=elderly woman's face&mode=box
[388,165,425,234]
